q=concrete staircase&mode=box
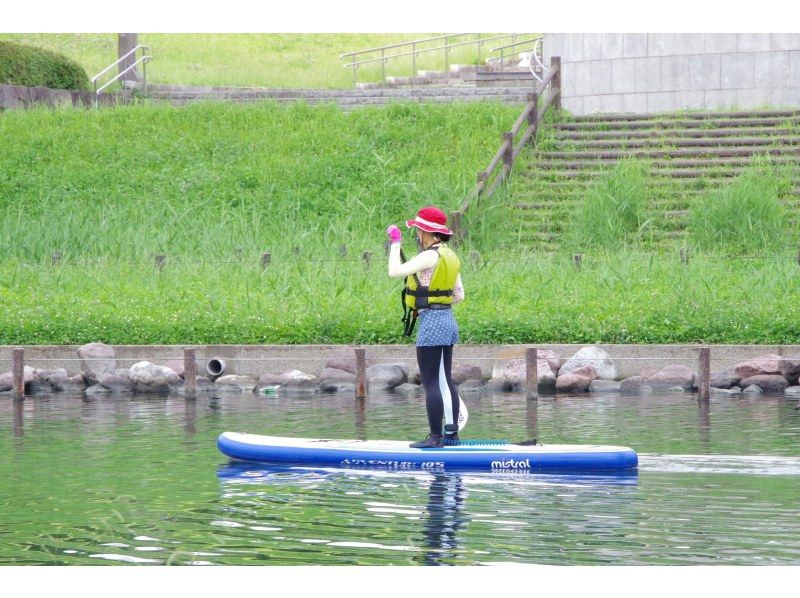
[355,62,542,90]
[502,109,800,251]
[141,82,534,107]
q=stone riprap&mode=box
[3,343,800,399]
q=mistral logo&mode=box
[491,458,531,470]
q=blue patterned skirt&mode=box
[416,308,459,347]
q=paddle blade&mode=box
[458,396,468,431]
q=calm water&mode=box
[1,390,799,565]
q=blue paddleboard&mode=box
[217,433,638,473]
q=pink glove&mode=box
[386,225,402,244]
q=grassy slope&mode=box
[0,33,510,88]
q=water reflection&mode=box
[415,473,467,566]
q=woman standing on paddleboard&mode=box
[387,206,465,448]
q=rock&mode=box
[59,375,87,392]
[85,383,111,396]
[98,373,136,394]
[0,366,37,391]
[394,383,423,395]
[77,342,117,384]
[729,386,743,395]
[743,384,763,396]
[559,346,618,380]
[324,347,376,375]
[710,369,742,390]
[366,364,408,391]
[733,354,782,379]
[215,375,257,392]
[640,367,660,379]
[492,348,562,377]
[451,364,483,385]
[174,376,216,395]
[129,361,182,393]
[556,365,597,393]
[493,358,556,392]
[738,374,789,395]
[256,370,318,394]
[162,358,199,380]
[486,377,511,392]
[589,380,622,393]
[667,386,686,394]
[457,379,485,394]
[620,376,653,395]
[318,367,356,393]
[35,368,68,386]
[647,364,696,392]
[710,386,736,396]
[778,353,800,385]
[785,386,800,397]
[27,381,55,395]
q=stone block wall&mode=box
[543,33,800,115]
[0,84,129,111]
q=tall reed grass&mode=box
[566,159,652,250]
[688,157,791,254]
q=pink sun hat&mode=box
[405,206,453,235]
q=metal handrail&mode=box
[345,34,525,68]
[530,38,549,83]
[341,33,530,86]
[91,44,151,100]
[339,33,471,59]
[91,44,148,84]
[489,37,541,53]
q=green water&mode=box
[1,391,799,565]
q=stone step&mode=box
[533,155,800,171]
[144,85,532,99]
[550,135,800,150]
[554,115,800,131]
[152,94,530,107]
[553,125,799,142]
[541,146,800,161]
[567,109,800,124]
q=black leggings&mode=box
[416,345,459,436]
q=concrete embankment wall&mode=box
[2,344,799,380]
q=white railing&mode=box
[91,45,151,103]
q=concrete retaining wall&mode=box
[543,33,800,115]
[2,344,799,381]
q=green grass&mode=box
[2,100,800,346]
[688,157,792,254]
[2,251,800,345]
[0,33,525,88]
[0,101,519,262]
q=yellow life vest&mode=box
[402,244,460,310]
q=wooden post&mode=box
[12,348,24,400]
[51,252,62,266]
[551,56,562,111]
[573,254,582,269]
[155,254,166,270]
[355,348,366,400]
[235,247,243,261]
[339,244,348,259]
[502,131,514,168]
[184,348,196,396]
[527,92,539,146]
[680,248,689,265]
[383,239,392,256]
[698,346,711,401]
[469,250,481,268]
[796,247,800,267]
[526,347,539,400]
[260,251,271,269]
[362,251,372,267]
[450,211,463,245]
[292,246,300,256]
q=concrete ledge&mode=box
[2,344,799,380]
